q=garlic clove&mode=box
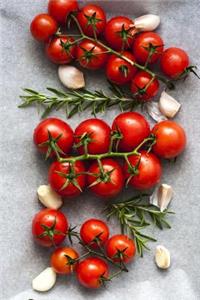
[134,14,160,32]
[37,185,63,210]
[150,183,173,212]
[159,91,181,118]
[155,245,170,269]
[32,267,57,292]
[58,65,85,90]
[146,102,168,123]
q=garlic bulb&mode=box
[150,183,173,212]
[58,65,85,89]
[159,91,181,118]
[146,101,168,123]
[32,267,57,292]
[37,185,63,209]
[155,245,171,269]
[134,14,160,32]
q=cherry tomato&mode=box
[87,159,124,198]
[45,36,76,64]
[160,47,189,78]
[32,209,68,247]
[76,39,108,70]
[76,257,109,288]
[33,117,74,158]
[48,160,86,197]
[80,219,109,248]
[104,16,135,50]
[51,247,79,274]
[123,151,162,190]
[132,32,164,64]
[152,120,186,159]
[74,118,111,155]
[131,71,159,101]
[112,112,150,152]
[77,4,106,37]
[48,0,78,24]
[106,51,137,85]
[30,14,58,42]
[106,234,136,263]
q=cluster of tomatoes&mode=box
[30,0,190,101]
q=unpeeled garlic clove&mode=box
[150,183,173,212]
[159,91,181,118]
[146,101,168,123]
[32,267,57,292]
[58,65,85,89]
[134,14,160,32]
[37,185,63,209]
[155,245,170,269]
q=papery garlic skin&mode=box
[159,91,181,118]
[32,267,57,292]
[37,185,63,209]
[155,245,171,269]
[58,65,85,89]
[134,14,160,32]
[150,183,173,212]
[146,102,167,123]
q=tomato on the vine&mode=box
[152,120,186,159]
[87,159,124,198]
[130,71,159,101]
[48,0,78,24]
[32,209,68,247]
[30,14,58,42]
[106,234,136,263]
[33,117,74,158]
[123,151,162,190]
[51,247,79,274]
[80,219,109,248]
[112,112,150,152]
[48,160,86,197]
[77,4,106,37]
[106,51,137,85]
[76,257,109,289]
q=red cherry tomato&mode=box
[74,118,111,155]
[132,32,164,64]
[32,209,68,247]
[33,117,74,158]
[104,16,135,50]
[51,247,79,274]
[112,112,150,152]
[45,36,76,64]
[48,0,78,24]
[48,160,86,197]
[106,234,136,263]
[77,4,106,37]
[30,14,58,42]
[76,257,109,289]
[131,71,159,101]
[123,151,162,190]
[76,39,108,70]
[80,219,109,248]
[106,51,137,85]
[87,159,124,198]
[160,47,189,78]
[152,120,186,159]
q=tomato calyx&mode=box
[119,64,129,78]
[112,247,129,261]
[143,43,163,66]
[55,163,83,192]
[89,166,115,187]
[117,24,134,50]
[37,217,66,243]
[111,129,123,151]
[125,155,141,185]
[74,132,93,154]
[60,39,75,57]
[79,45,97,65]
[176,65,200,81]
[84,12,103,35]
[38,130,65,159]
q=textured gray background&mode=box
[0,0,200,299]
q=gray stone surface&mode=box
[0,0,200,299]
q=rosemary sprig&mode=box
[104,195,174,257]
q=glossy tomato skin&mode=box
[76,257,109,288]
[45,36,76,64]
[33,117,74,157]
[124,151,162,190]
[106,51,137,85]
[48,0,78,24]
[48,160,86,197]
[76,40,108,70]
[74,118,111,155]
[160,47,189,78]
[152,120,186,159]
[106,234,136,263]
[51,247,79,274]
[131,71,159,101]
[132,32,164,64]
[104,16,135,50]
[80,219,109,248]
[87,159,124,198]
[30,14,58,42]
[77,4,106,37]
[32,209,68,247]
[112,112,150,152]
